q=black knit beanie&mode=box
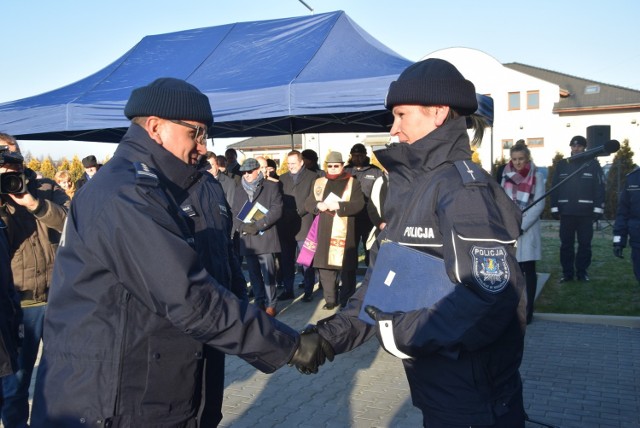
[385,58,477,115]
[569,135,587,147]
[124,77,213,127]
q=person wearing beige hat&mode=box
[304,151,364,309]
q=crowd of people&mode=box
[0,57,635,428]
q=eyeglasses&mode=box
[243,168,259,175]
[326,164,342,168]
[169,119,208,145]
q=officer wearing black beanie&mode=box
[550,135,605,282]
[32,77,331,427]
[385,58,478,115]
[299,59,528,428]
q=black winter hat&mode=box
[82,155,98,168]
[350,143,367,155]
[124,77,213,127]
[570,135,587,147]
[301,149,318,163]
[385,58,477,115]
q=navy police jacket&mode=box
[183,172,247,299]
[614,167,640,248]
[32,125,298,428]
[316,118,526,425]
[550,156,605,217]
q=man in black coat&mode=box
[205,151,237,205]
[550,135,605,282]
[277,150,318,301]
[344,143,383,266]
[225,148,242,177]
[231,158,283,316]
[75,155,101,190]
[184,163,248,427]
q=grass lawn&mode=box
[536,220,640,316]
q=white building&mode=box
[424,47,640,170]
[230,47,640,172]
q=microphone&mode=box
[567,140,620,163]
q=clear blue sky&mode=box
[1,0,639,159]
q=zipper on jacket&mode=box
[112,290,131,417]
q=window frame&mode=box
[527,137,544,147]
[508,92,521,111]
[526,90,540,110]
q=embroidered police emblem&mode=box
[470,246,510,293]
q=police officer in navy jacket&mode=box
[550,136,605,282]
[31,78,330,427]
[292,59,527,427]
[613,167,640,283]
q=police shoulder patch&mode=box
[454,160,487,186]
[134,162,159,186]
[470,245,510,293]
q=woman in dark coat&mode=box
[304,152,364,309]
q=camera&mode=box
[0,145,27,194]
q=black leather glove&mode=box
[552,212,560,220]
[289,326,335,375]
[365,305,394,322]
[613,245,624,259]
[241,222,259,236]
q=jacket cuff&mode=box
[28,198,46,217]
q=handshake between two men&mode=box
[288,325,335,374]
[287,305,388,374]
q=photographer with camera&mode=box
[0,132,70,428]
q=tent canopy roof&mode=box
[0,11,412,142]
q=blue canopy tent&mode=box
[0,11,414,142]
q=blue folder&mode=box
[358,241,456,325]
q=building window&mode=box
[527,91,539,109]
[585,85,600,94]
[502,139,514,149]
[527,138,544,147]
[508,92,520,110]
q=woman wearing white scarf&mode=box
[500,141,545,324]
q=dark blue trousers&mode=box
[559,215,593,279]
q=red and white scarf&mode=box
[501,161,537,211]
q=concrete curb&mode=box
[533,312,640,328]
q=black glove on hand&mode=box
[552,212,560,220]
[241,222,259,236]
[365,305,394,322]
[613,245,624,259]
[289,328,335,375]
